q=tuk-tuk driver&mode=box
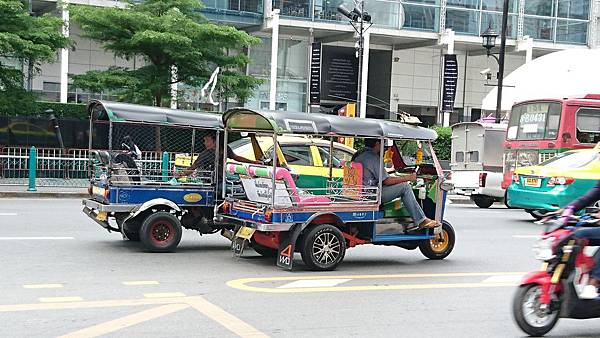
[353,138,440,229]
[178,134,259,177]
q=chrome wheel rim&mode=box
[312,232,341,265]
[522,286,558,328]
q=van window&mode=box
[576,108,600,144]
[455,151,464,162]
[469,151,479,163]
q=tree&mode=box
[70,0,261,107]
[0,0,71,113]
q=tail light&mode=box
[512,173,519,183]
[479,172,488,187]
[547,176,575,186]
[88,185,93,196]
[103,188,110,200]
[264,209,273,222]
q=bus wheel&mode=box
[419,221,455,260]
[140,212,182,253]
[300,224,346,271]
[472,195,494,208]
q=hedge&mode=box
[1,101,87,120]
[431,126,451,161]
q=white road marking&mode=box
[0,237,75,240]
[122,281,160,286]
[23,284,63,289]
[39,297,83,303]
[0,213,17,216]
[278,279,351,289]
[143,292,186,298]
[482,275,524,284]
[512,235,539,239]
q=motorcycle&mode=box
[91,135,142,183]
[512,210,600,336]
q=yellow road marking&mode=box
[39,297,83,303]
[0,296,270,338]
[143,292,186,298]
[23,284,63,289]
[122,280,160,286]
[227,272,527,294]
[58,303,189,338]
[186,297,269,338]
[0,297,189,312]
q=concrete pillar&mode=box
[269,10,280,111]
[359,30,370,118]
[60,0,70,103]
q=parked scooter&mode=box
[91,135,142,182]
[512,211,600,336]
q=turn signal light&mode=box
[264,209,273,222]
[87,185,93,196]
[547,176,575,186]
[479,172,488,187]
[103,188,110,200]
[222,201,231,213]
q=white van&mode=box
[449,122,507,208]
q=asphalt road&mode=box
[2,199,600,338]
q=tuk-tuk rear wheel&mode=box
[300,224,346,271]
[139,211,182,253]
[419,221,455,260]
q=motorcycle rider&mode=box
[560,180,600,297]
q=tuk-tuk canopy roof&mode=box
[223,108,438,140]
[88,100,223,128]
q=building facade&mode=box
[31,0,600,125]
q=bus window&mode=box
[507,102,562,140]
[576,108,600,144]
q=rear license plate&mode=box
[524,178,541,187]
[236,226,255,240]
[96,211,107,221]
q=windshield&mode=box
[540,151,599,169]
[507,102,562,140]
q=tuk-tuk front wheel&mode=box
[419,221,455,260]
[300,224,346,271]
[140,211,182,253]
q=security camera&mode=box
[480,68,491,75]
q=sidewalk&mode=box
[0,185,88,198]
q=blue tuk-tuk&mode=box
[217,109,456,271]
[82,100,230,252]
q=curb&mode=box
[0,192,88,199]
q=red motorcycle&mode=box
[513,212,600,336]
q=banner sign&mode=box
[321,46,359,102]
[309,42,322,105]
[441,54,458,113]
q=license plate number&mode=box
[236,226,255,240]
[524,178,541,187]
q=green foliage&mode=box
[0,101,87,119]
[0,0,72,109]
[70,0,261,107]
[431,126,451,161]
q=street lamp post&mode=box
[338,2,372,118]
[480,0,510,123]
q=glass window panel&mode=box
[273,0,310,18]
[402,3,439,31]
[556,20,588,43]
[523,16,554,41]
[576,108,600,143]
[480,12,518,38]
[314,0,344,21]
[277,39,308,80]
[557,0,590,20]
[455,151,464,162]
[364,0,402,29]
[524,0,555,17]
[248,37,272,76]
[447,0,479,9]
[403,0,439,4]
[43,82,60,92]
[446,9,480,35]
[481,0,518,13]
